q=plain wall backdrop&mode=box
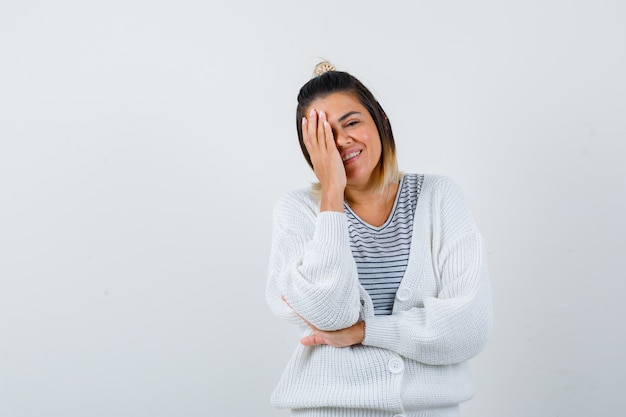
[1,1,625,416]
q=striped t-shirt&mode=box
[344,174,424,315]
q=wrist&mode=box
[357,321,365,344]
[359,321,365,343]
[320,189,344,212]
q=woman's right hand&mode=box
[302,109,346,212]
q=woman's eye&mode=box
[345,120,359,127]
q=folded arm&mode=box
[266,193,362,331]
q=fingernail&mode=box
[309,109,316,116]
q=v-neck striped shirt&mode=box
[344,174,424,315]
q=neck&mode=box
[344,181,400,227]
[344,186,387,206]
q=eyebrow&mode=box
[338,111,361,123]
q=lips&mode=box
[341,150,361,162]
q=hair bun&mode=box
[313,61,336,77]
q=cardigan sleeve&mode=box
[265,191,362,331]
[362,178,493,365]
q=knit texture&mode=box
[266,175,493,415]
[290,404,460,417]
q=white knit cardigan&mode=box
[266,175,493,416]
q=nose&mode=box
[334,131,352,148]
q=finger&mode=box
[280,294,293,309]
[300,334,326,346]
[323,119,335,150]
[317,110,327,149]
[302,117,317,157]
[307,108,319,146]
[301,117,311,150]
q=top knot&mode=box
[313,61,336,77]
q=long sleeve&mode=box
[268,177,492,413]
[362,177,493,365]
[265,191,362,331]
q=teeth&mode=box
[342,151,361,162]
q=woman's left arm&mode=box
[363,231,492,365]
[362,178,493,365]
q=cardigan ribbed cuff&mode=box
[290,405,460,417]
[313,211,348,245]
[362,314,402,352]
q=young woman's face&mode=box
[307,92,382,190]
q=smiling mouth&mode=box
[342,150,361,162]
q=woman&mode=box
[266,61,493,417]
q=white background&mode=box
[1,1,625,416]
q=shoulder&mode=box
[416,173,477,235]
[272,188,320,232]
[411,172,475,215]
[274,188,318,212]
[421,173,457,188]
[407,173,464,198]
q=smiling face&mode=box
[307,92,383,191]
